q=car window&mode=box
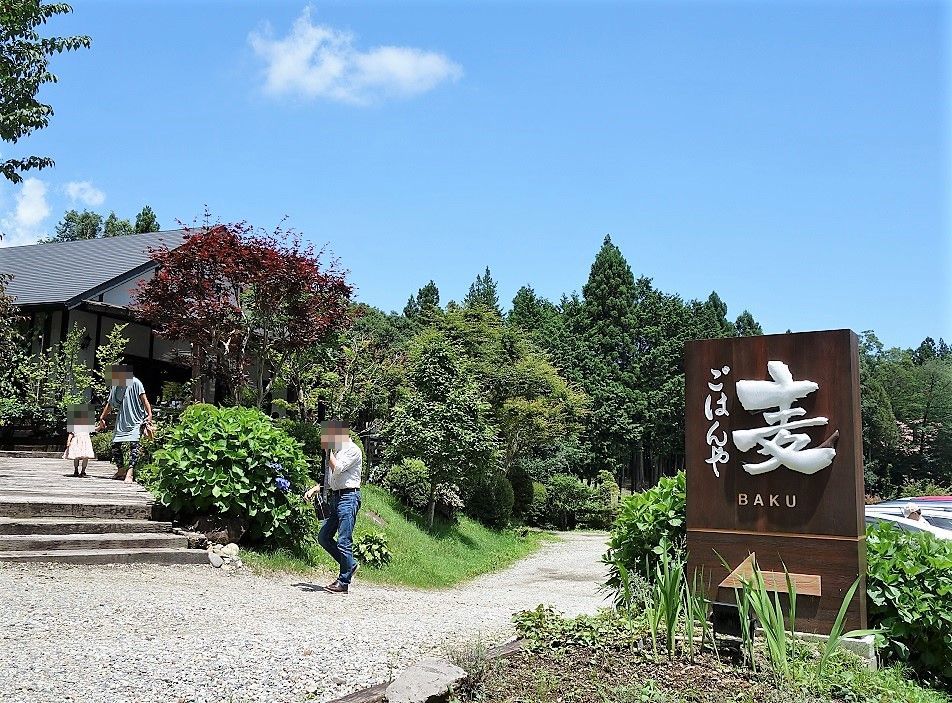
[927,516,952,531]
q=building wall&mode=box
[101,271,153,307]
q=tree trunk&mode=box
[636,444,645,491]
[191,344,204,403]
[427,481,437,530]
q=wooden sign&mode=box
[685,329,867,632]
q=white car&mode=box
[866,504,952,532]
[865,507,952,539]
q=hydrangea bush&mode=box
[151,404,314,545]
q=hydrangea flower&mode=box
[267,460,284,474]
[275,476,291,493]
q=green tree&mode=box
[464,266,501,315]
[103,212,134,237]
[577,235,643,480]
[1,1,90,183]
[403,280,441,321]
[42,209,103,243]
[734,309,764,336]
[689,291,737,339]
[387,329,495,528]
[630,278,693,486]
[134,205,160,234]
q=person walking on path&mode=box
[96,364,153,483]
[304,421,362,594]
[63,404,96,477]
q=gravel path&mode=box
[1,532,609,703]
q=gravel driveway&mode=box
[1,531,609,703]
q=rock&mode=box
[208,553,224,568]
[192,515,248,544]
[222,543,240,557]
[366,510,387,527]
[385,658,467,703]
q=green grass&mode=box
[243,484,552,588]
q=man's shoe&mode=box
[325,580,348,594]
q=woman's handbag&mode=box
[141,420,157,440]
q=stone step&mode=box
[0,531,188,551]
[0,517,172,535]
[0,450,66,460]
[0,547,209,565]
[0,498,154,520]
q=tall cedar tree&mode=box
[403,280,441,321]
[735,309,764,336]
[578,235,644,479]
[135,222,351,406]
[1,1,90,183]
[464,266,501,315]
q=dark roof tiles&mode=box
[0,230,186,306]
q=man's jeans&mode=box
[318,489,361,585]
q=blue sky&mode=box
[1,0,948,349]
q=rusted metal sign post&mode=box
[685,329,867,632]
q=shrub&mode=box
[91,430,113,460]
[151,404,314,546]
[383,458,464,519]
[525,481,548,527]
[579,470,621,529]
[866,521,952,685]
[605,471,685,588]
[509,463,533,518]
[543,473,595,530]
[467,470,515,528]
[353,532,391,567]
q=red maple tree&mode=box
[135,219,352,406]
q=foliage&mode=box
[442,636,490,689]
[352,532,391,567]
[575,235,643,478]
[542,473,595,530]
[0,265,23,397]
[404,280,441,321]
[3,324,99,433]
[604,472,686,588]
[508,462,533,518]
[151,404,314,545]
[860,331,952,493]
[866,521,952,685]
[464,266,501,315]
[134,205,160,234]
[90,429,112,460]
[242,484,546,588]
[43,209,103,243]
[513,605,641,653]
[0,0,90,183]
[386,328,496,528]
[382,457,464,519]
[735,309,765,336]
[525,481,548,526]
[135,219,352,406]
[465,469,515,528]
[103,212,134,237]
[41,205,159,243]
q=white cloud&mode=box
[249,8,463,105]
[65,180,106,207]
[0,178,51,247]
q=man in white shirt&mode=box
[304,420,362,593]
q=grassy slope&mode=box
[244,485,551,588]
